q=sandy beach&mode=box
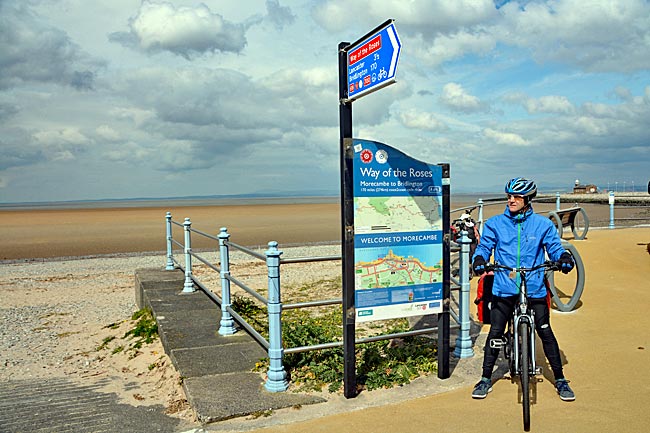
[2,196,648,261]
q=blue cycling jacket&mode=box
[472,205,566,298]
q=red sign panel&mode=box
[348,35,381,66]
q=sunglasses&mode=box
[506,194,525,200]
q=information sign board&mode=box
[352,139,444,322]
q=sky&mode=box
[1,0,649,203]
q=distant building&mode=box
[573,181,598,194]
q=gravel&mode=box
[0,244,342,382]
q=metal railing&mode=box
[164,212,469,392]
[451,192,650,238]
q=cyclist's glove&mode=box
[559,252,574,274]
[473,256,486,276]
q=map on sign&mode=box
[354,196,442,234]
[355,248,442,289]
[351,138,444,322]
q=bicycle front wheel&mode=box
[520,321,531,431]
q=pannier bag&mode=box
[474,272,494,324]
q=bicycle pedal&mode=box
[489,339,506,349]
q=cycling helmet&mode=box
[505,177,537,200]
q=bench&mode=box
[547,206,589,240]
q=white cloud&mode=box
[483,128,529,146]
[109,107,156,127]
[524,95,575,115]
[411,30,497,68]
[110,1,249,59]
[95,125,121,142]
[311,0,498,35]
[439,83,488,113]
[500,0,650,73]
[33,128,90,147]
[399,109,448,132]
[573,116,608,136]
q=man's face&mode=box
[507,194,526,213]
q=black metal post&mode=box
[438,163,451,379]
[338,41,357,398]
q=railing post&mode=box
[556,192,561,211]
[165,212,175,270]
[182,218,195,293]
[477,198,484,236]
[454,231,474,359]
[265,241,288,392]
[218,228,237,336]
[609,191,615,229]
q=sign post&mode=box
[338,40,356,398]
[339,20,447,399]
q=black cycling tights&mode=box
[482,295,565,381]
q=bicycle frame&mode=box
[509,270,540,378]
[488,261,560,432]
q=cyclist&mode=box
[470,177,576,401]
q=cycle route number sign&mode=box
[346,22,401,102]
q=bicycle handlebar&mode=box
[485,260,561,274]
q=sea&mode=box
[0,193,504,211]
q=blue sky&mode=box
[1,0,649,203]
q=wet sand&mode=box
[2,199,648,260]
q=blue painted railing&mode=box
[164,212,470,391]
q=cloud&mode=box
[109,1,249,59]
[311,1,650,74]
[0,126,90,170]
[0,2,102,89]
[523,95,575,115]
[106,65,340,171]
[0,102,19,120]
[265,0,296,30]
[311,0,498,34]
[439,83,489,113]
[399,109,448,132]
[500,0,650,73]
[95,125,121,142]
[483,128,530,146]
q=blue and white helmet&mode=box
[505,177,537,200]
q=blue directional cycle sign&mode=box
[346,21,402,101]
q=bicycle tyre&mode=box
[547,241,585,312]
[520,321,531,431]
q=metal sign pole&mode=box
[438,164,451,379]
[339,41,357,398]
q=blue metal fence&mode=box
[164,212,472,392]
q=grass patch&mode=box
[241,282,438,393]
[124,308,158,349]
[95,309,159,355]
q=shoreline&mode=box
[2,198,649,261]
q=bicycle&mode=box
[485,260,562,432]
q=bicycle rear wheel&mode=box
[520,321,531,431]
